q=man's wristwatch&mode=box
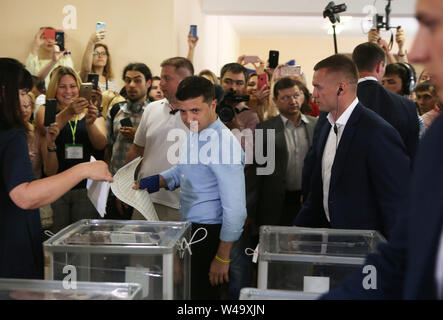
[47,145,57,152]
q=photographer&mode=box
[219,63,260,152]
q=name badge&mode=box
[65,144,84,159]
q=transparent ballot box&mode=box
[43,220,191,300]
[0,278,142,300]
[239,288,320,300]
[257,226,386,293]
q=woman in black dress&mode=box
[0,58,113,279]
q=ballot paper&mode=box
[111,157,158,221]
[86,156,111,217]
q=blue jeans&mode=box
[228,232,253,299]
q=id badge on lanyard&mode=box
[65,116,84,160]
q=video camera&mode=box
[373,0,400,31]
[215,87,250,123]
[323,1,347,24]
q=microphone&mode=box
[333,124,338,135]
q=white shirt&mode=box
[435,228,443,299]
[358,76,378,84]
[322,97,359,222]
[280,114,310,191]
[134,99,188,209]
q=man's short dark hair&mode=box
[176,76,215,104]
[414,80,437,95]
[314,54,359,86]
[220,63,248,83]
[273,77,298,99]
[123,63,152,82]
[161,57,194,78]
[352,42,386,72]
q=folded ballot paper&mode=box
[86,156,110,217]
[111,157,159,221]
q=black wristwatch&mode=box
[47,146,57,152]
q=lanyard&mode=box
[68,115,79,145]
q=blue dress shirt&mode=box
[161,118,247,242]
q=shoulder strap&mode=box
[109,101,126,134]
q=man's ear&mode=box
[375,60,385,75]
[146,79,152,89]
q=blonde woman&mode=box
[35,66,107,233]
[26,27,74,88]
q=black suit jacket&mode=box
[295,103,411,239]
[322,113,443,299]
[246,114,317,228]
[357,79,419,161]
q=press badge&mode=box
[65,144,84,159]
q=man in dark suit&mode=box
[246,78,317,231]
[321,0,443,299]
[294,54,410,239]
[352,42,420,161]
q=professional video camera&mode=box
[373,0,400,31]
[215,87,250,123]
[323,1,347,24]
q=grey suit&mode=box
[246,114,317,230]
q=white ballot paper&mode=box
[111,157,158,221]
[86,156,111,217]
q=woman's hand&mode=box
[91,88,102,109]
[46,123,60,147]
[83,161,113,182]
[69,97,89,115]
[34,29,46,48]
[254,86,270,105]
[51,44,65,62]
[86,102,99,126]
[89,31,106,44]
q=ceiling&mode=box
[202,0,418,38]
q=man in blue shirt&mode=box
[137,76,247,299]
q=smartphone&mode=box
[79,83,93,100]
[44,99,57,127]
[87,73,99,90]
[96,22,106,32]
[55,30,65,51]
[120,117,133,127]
[244,56,260,64]
[190,25,197,38]
[280,65,302,77]
[257,73,269,91]
[269,50,279,69]
[43,28,55,40]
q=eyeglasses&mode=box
[92,51,107,57]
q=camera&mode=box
[216,88,250,123]
[372,0,400,31]
[323,1,347,24]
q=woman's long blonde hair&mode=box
[46,66,82,102]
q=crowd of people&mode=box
[1,0,443,300]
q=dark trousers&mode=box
[190,223,223,300]
[280,190,302,226]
